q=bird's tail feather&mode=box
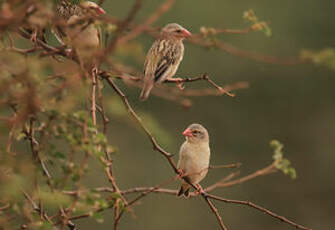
[139,81,154,101]
[177,184,190,198]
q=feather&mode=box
[154,57,171,81]
[140,80,154,101]
[177,183,190,198]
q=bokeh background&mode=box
[2,0,335,229]
[76,0,335,229]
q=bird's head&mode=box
[79,1,106,16]
[182,123,209,143]
[161,23,192,40]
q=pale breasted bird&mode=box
[139,23,191,101]
[55,1,105,61]
[177,124,211,197]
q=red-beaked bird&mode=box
[55,1,105,60]
[140,23,191,101]
[177,123,211,197]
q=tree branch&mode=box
[207,194,311,230]
[102,75,310,230]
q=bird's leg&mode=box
[92,65,98,77]
[30,28,38,43]
[64,47,73,58]
[193,184,205,196]
[177,169,186,178]
[166,77,185,90]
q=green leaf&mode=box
[270,140,283,160]
[71,172,80,182]
[95,133,107,144]
[92,212,104,223]
[300,48,335,71]
[108,192,121,199]
[15,132,26,141]
[54,151,65,159]
[73,110,88,122]
[243,9,272,37]
[41,221,53,230]
[270,140,297,179]
[39,190,72,208]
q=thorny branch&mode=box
[99,70,247,107]
[91,69,130,230]
[24,118,53,189]
[22,190,59,230]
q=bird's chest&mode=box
[67,17,99,48]
[182,144,210,171]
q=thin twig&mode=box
[91,71,97,126]
[203,195,228,230]
[206,161,278,192]
[207,194,311,230]
[189,35,303,65]
[22,190,58,230]
[100,70,247,100]
[0,203,10,211]
[96,79,109,134]
[139,25,305,65]
[126,175,179,207]
[209,162,241,169]
[117,0,176,45]
[103,0,143,55]
[25,118,53,188]
[102,76,178,170]
[165,74,235,97]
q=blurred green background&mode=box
[3,0,334,229]
[80,0,334,229]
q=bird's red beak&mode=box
[96,7,106,15]
[182,128,193,137]
[182,29,192,38]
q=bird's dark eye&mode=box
[176,29,183,33]
[192,130,200,135]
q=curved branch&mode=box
[207,194,311,230]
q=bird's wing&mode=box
[52,26,66,45]
[143,41,160,78]
[177,142,189,170]
[144,39,181,82]
[154,56,174,82]
[154,40,182,82]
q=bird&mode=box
[139,23,191,101]
[177,123,211,197]
[55,1,105,63]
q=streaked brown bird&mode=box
[140,23,191,100]
[55,1,105,60]
[177,123,211,197]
